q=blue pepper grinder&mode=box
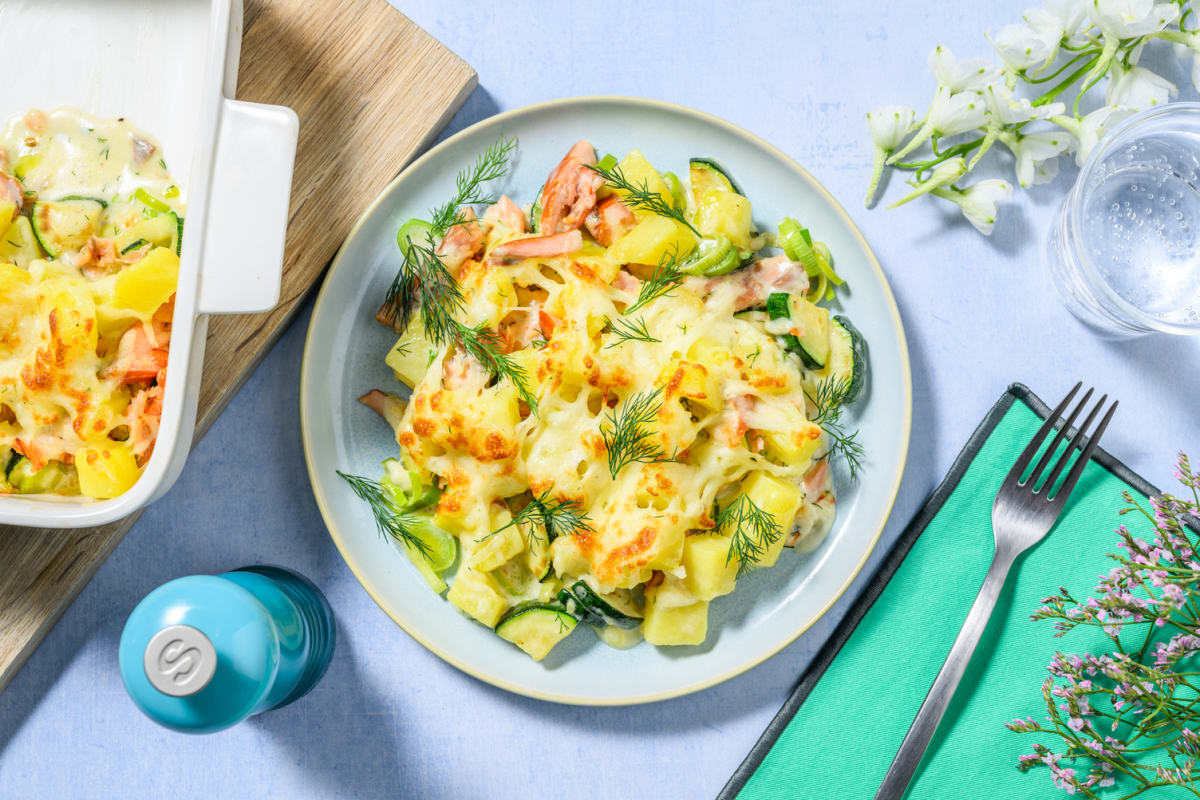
[119,565,335,734]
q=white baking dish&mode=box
[0,0,297,528]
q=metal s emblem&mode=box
[143,625,217,697]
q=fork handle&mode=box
[872,545,1018,800]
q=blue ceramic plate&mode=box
[300,97,912,705]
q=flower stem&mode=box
[1034,55,1102,108]
[865,146,889,208]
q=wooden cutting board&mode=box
[0,0,475,692]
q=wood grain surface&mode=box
[0,0,475,693]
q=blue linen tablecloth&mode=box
[2,1,1198,797]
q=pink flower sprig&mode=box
[1012,453,1200,798]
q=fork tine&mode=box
[1001,382,1081,489]
[1040,393,1106,496]
[1026,386,1093,490]
[1050,400,1117,504]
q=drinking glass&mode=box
[1048,103,1200,336]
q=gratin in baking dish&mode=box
[0,0,297,528]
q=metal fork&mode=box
[873,383,1118,800]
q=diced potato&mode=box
[682,533,739,601]
[613,150,672,215]
[759,403,823,467]
[642,589,709,646]
[0,202,16,225]
[658,359,718,412]
[606,216,696,267]
[695,190,753,250]
[109,247,179,317]
[447,567,509,627]
[40,280,98,354]
[470,523,525,572]
[740,471,805,568]
[0,261,31,288]
[75,441,142,499]
[386,314,440,388]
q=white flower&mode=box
[985,84,1065,125]
[888,88,989,163]
[1025,7,1068,45]
[1002,130,1074,187]
[1089,0,1179,38]
[989,12,1062,71]
[1105,62,1176,109]
[1051,105,1137,164]
[1043,0,1091,42]
[865,106,917,206]
[928,46,1004,92]
[867,106,916,151]
[933,179,1013,234]
[929,89,989,136]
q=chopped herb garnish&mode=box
[336,471,431,560]
[718,494,783,577]
[480,488,593,545]
[379,137,537,414]
[603,315,659,348]
[623,243,686,315]
[600,387,675,479]
[587,162,701,236]
[805,376,865,480]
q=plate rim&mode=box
[299,95,913,705]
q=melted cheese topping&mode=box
[0,108,184,497]
[393,225,834,594]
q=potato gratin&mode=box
[0,108,183,500]
[345,139,867,660]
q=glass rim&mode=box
[1067,102,1200,335]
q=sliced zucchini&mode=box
[682,235,738,277]
[766,292,830,370]
[119,238,149,255]
[31,198,104,257]
[495,601,578,661]
[381,457,440,511]
[557,580,644,629]
[826,316,867,402]
[405,511,457,574]
[689,158,742,195]
[0,216,42,267]
[7,457,79,494]
[58,194,109,208]
[115,212,180,256]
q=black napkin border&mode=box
[719,382,1161,799]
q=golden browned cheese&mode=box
[385,215,833,595]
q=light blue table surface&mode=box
[4,1,1199,797]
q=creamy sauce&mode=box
[2,107,185,220]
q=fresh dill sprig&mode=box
[717,494,783,578]
[378,138,537,413]
[805,377,865,480]
[602,315,660,349]
[480,488,594,545]
[337,471,432,560]
[587,162,701,236]
[430,136,518,235]
[623,243,686,315]
[601,387,674,479]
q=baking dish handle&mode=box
[197,97,298,315]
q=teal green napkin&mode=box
[723,385,1166,799]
